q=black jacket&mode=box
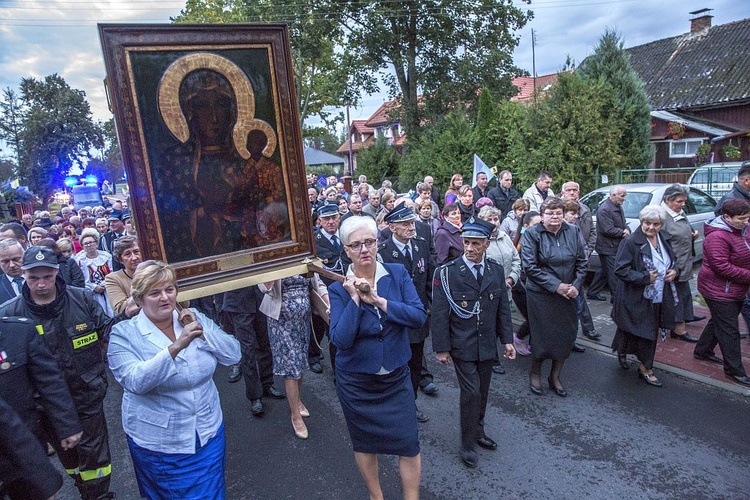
[314,227,351,285]
[487,186,520,220]
[431,257,513,362]
[57,255,85,288]
[715,182,750,216]
[521,222,588,295]
[378,234,436,343]
[595,198,628,256]
[0,277,126,407]
[612,227,676,339]
[0,317,81,443]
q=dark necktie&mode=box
[474,264,483,287]
[403,244,413,270]
[12,277,23,295]
[331,235,341,253]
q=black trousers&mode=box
[225,312,275,400]
[54,399,111,499]
[453,359,493,454]
[511,281,530,339]
[696,298,747,377]
[577,294,595,333]
[587,253,618,298]
[408,341,425,398]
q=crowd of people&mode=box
[1,163,749,498]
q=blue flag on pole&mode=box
[472,154,496,187]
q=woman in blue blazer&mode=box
[329,216,427,500]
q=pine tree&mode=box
[578,30,653,169]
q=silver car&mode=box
[580,183,717,270]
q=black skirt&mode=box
[335,364,419,457]
[526,288,578,360]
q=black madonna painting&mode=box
[99,25,314,287]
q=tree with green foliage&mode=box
[525,72,624,193]
[577,30,653,169]
[341,0,532,135]
[173,0,376,131]
[84,118,124,186]
[398,109,474,192]
[16,74,103,208]
[354,137,402,190]
[0,88,23,168]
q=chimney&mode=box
[689,8,713,33]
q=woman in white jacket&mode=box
[107,260,240,499]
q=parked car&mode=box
[580,183,717,272]
[687,162,743,199]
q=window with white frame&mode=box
[669,139,704,158]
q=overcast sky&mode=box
[0,0,747,128]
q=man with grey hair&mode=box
[424,175,442,209]
[587,185,630,303]
[0,238,26,304]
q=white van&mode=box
[687,162,743,199]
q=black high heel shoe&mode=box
[618,353,630,370]
[529,375,543,396]
[547,377,568,397]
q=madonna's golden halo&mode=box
[157,52,277,159]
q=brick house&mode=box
[337,100,406,172]
[625,13,750,168]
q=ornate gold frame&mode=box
[99,24,314,294]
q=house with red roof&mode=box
[337,100,407,172]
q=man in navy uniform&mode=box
[378,202,436,423]
[0,315,83,499]
[432,218,516,469]
[312,203,350,375]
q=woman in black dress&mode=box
[521,197,587,397]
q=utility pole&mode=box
[346,103,353,177]
[531,29,537,105]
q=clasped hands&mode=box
[343,277,384,309]
[556,283,579,300]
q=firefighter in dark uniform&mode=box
[311,203,350,375]
[431,218,516,469]
[0,247,135,499]
[0,316,82,499]
[377,202,436,423]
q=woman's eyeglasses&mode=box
[345,239,377,252]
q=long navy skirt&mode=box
[126,423,226,499]
[336,364,419,457]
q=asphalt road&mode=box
[52,338,750,500]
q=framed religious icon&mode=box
[99,24,315,293]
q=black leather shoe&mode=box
[685,315,706,323]
[415,406,430,423]
[694,353,723,364]
[264,386,285,399]
[670,331,699,343]
[618,353,630,370]
[420,382,439,395]
[250,399,264,416]
[309,362,323,374]
[227,364,241,383]
[460,451,478,468]
[725,373,750,386]
[583,330,601,340]
[529,383,543,396]
[638,371,663,387]
[587,293,606,301]
[492,364,506,374]
[572,343,586,353]
[476,436,497,450]
[547,377,568,397]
